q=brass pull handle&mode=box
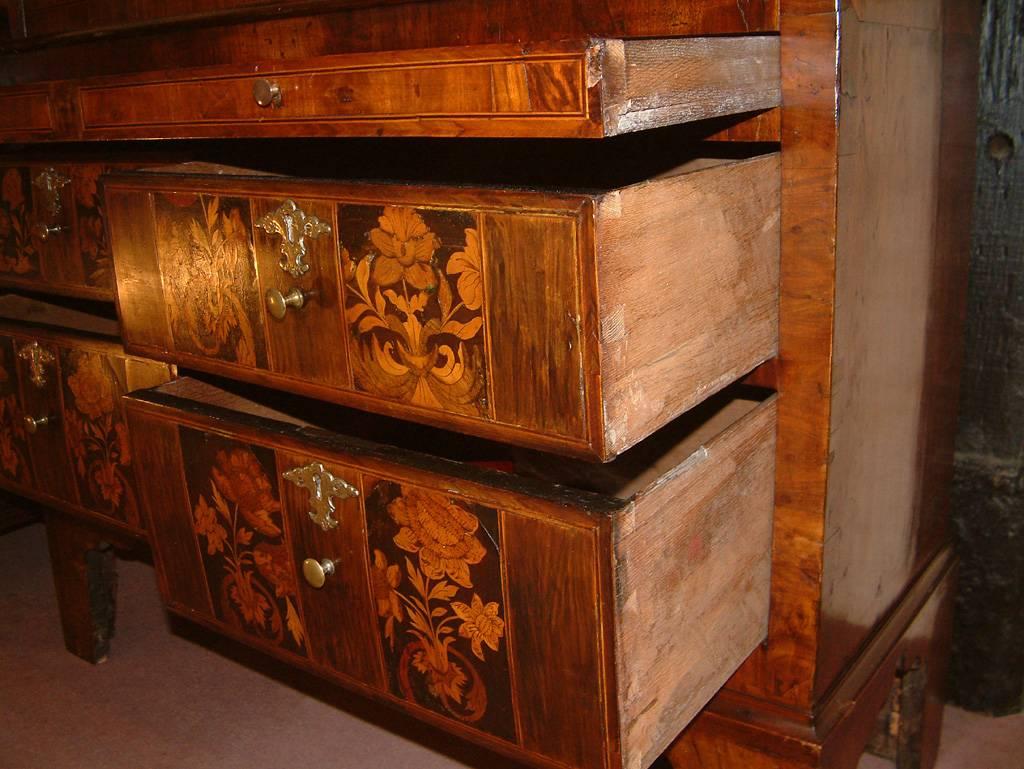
[17,341,55,388]
[255,199,331,278]
[265,287,308,320]
[32,222,66,241]
[23,414,51,434]
[32,168,69,218]
[283,461,359,532]
[252,78,282,108]
[302,558,338,589]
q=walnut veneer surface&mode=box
[0,1,980,769]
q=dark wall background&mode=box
[950,0,1024,716]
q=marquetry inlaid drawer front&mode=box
[125,376,775,769]
[0,37,779,142]
[0,296,174,534]
[0,161,133,300]
[105,154,780,459]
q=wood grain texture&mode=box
[0,296,172,535]
[253,197,349,386]
[17,0,409,40]
[502,514,610,769]
[712,2,840,709]
[277,450,381,687]
[0,2,778,87]
[126,411,213,614]
[1,37,780,141]
[595,154,780,456]
[818,0,947,696]
[0,88,52,135]
[106,188,171,349]
[598,37,781,135]
[16,337,77,502]
[616,398,776,769]
[482,210,584,442]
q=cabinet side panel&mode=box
[819,0,948,695]
[616,400,775,768]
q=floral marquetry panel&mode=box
[178,428,307,657]
[72,165,115,291]
[154,193,268,369]
[364,479,515,742]
[339,205,490,418]
[59,348,141,528]
[0,167,40,279]
[0,335,31,486]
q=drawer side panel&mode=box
[613,398,777,768]
[596,154,781,456]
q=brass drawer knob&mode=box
[252,78,282,108]
[32,222,67,241]
[23,414,51,434]
[302,557,338,589]
[265,286,307,320]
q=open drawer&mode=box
[68,37,780,141]
[124,376,775,769]
[105,152,779,460]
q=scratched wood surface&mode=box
[124,375,775,769]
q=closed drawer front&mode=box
[0,88,55,138]
[124,376,776,769]
[0,295,174,534]
[0,161,132,300]
[18,0,404,39]
[106,154,779,459]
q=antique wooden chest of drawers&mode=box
[0,2,981,769]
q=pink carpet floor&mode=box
[1,522,1021,769]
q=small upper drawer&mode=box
[71,37,779,140]
[105,154,779,460]
[124,376,776,769]
[0,294,174,535]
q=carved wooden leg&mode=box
[44,513,118,664]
